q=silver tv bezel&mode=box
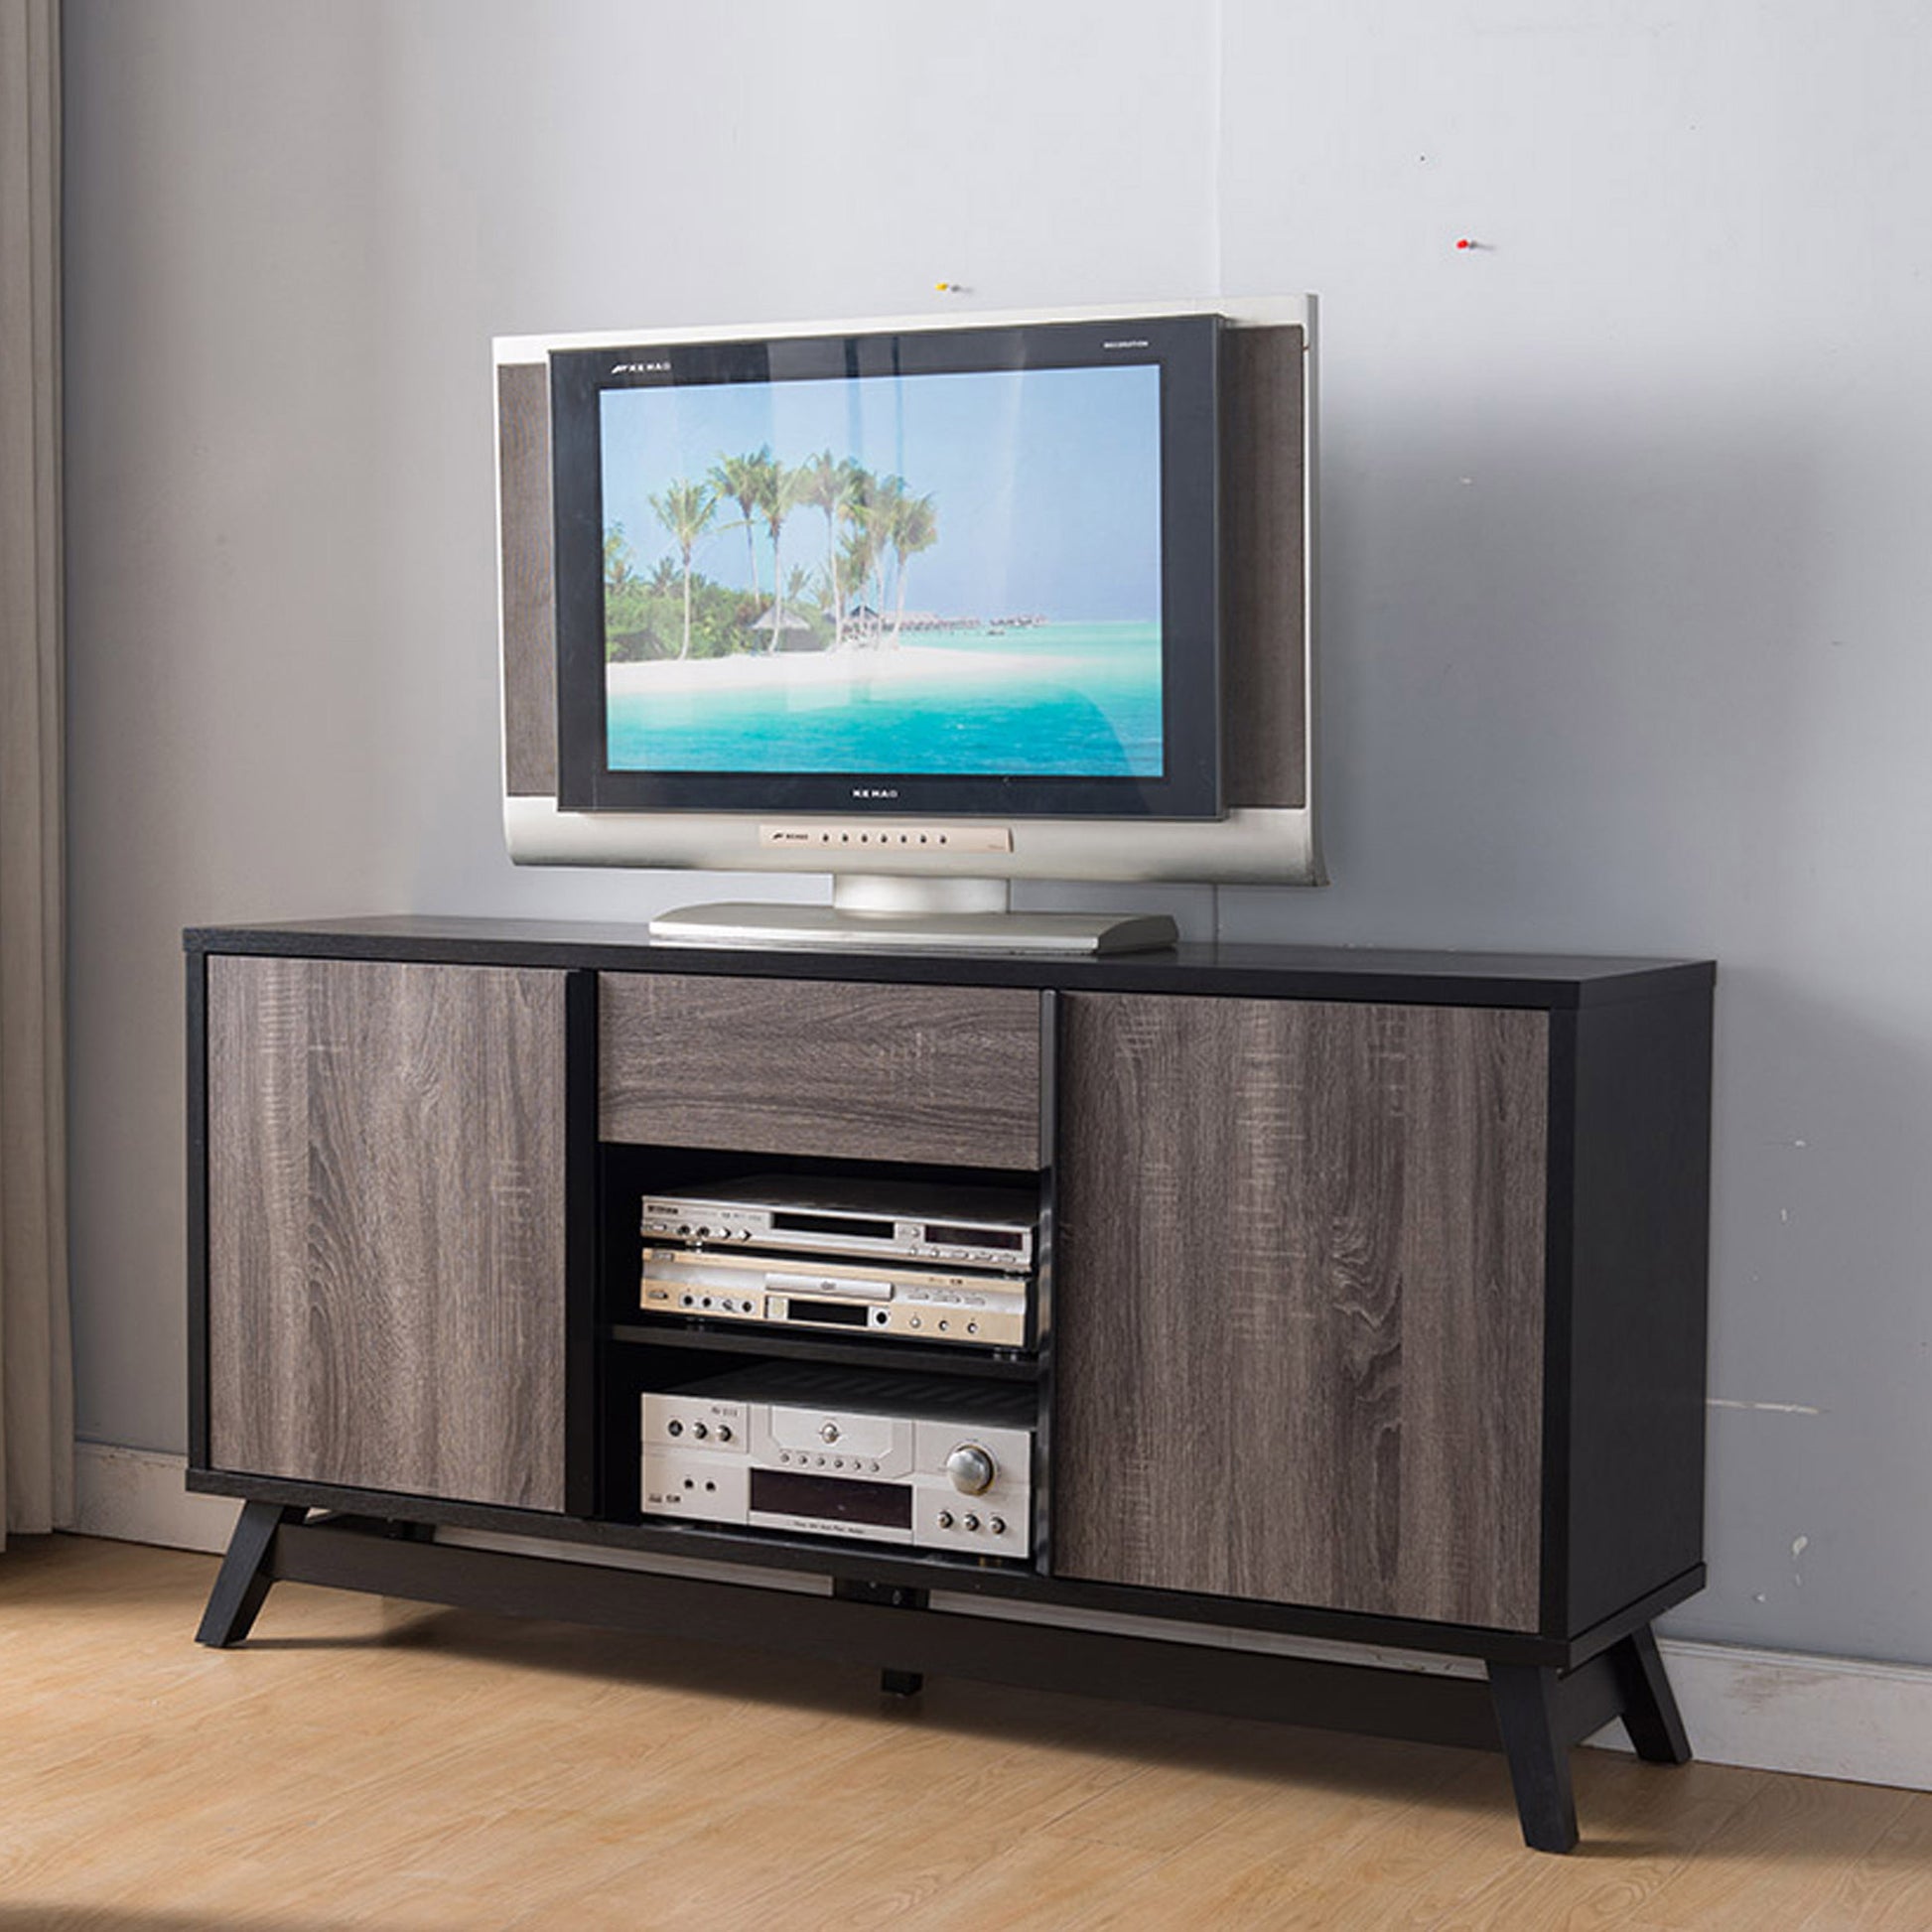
[493,295,1320,893]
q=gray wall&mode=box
[64,0,1932,1666]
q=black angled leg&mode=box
[1488,1663,1579,1854]
[197,1501,305,1648]
[1608,1623,1692,1764]
[881,1668,924,1698]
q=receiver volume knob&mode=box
[945,1444,996,1495]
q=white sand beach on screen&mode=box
[606,644,1073,698]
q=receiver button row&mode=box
[936,1511,1009,1537]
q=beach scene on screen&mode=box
[598,362,1164,777]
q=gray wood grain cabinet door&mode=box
[206,955,568,1511]
[1053,994,1548,1631]
[600,973,1042,1169]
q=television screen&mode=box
[550,316,1221,819]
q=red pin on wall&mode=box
[1454,238,1490,252]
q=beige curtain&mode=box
[0,0,73,1547]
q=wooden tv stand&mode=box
[185,917,1713,1854]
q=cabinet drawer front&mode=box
[1053,993,1548,1631]
[600,974,1043,1168]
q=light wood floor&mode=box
[4,1536,1930,1930]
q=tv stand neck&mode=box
[831,873,1012,916]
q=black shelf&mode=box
[604,1319,1041,1383]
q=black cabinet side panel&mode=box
[1565,987,1714,1635]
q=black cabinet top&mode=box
[185,915,1714,1010]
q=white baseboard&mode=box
[71,1443,238,1555]
[1585,1638,1932,1790]
[68,1444,1932,1793]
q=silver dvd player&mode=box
[637,1174,1036,1271]
[640,1246,1031,1347]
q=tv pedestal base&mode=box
[648,898,1178,955]
[649,872,1178,954]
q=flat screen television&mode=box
[550,316,1222,824]
[495,298,1319,953]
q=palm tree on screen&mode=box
[837,469,890,643]
[861,475,909,635]
[647,481,717,659]
[709,450,774,601]
[884,491,938,648]
[798,451,861,650]
[784,562,823,633]
[604,525,635,594]
[840,523,880,644]
[759,463,809,652]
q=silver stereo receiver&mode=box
[637,1174,1036,1271]
[642,1365,1034,1559]
[640,1246,1031,1348]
